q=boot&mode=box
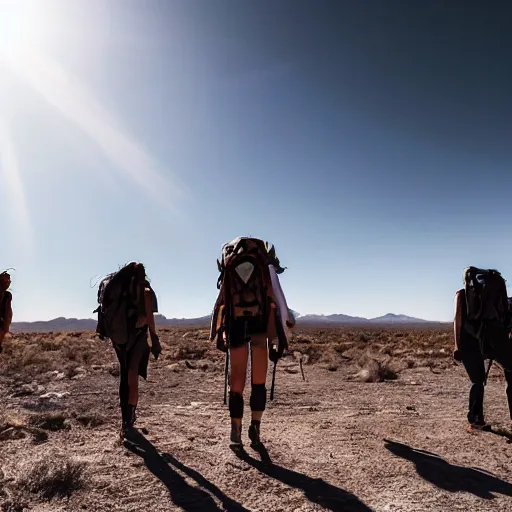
[120,404,135,439]
[230,419,242,446]
[131,403,137,427]
[248,420,261,446]
[119,402,126,439]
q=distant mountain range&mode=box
[294,312,438,325]
[10,312,448,333]
[10,314,212,333]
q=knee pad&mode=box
[250,384,267,412]
[229,392,244,418]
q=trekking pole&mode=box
[300,357,306,382]
[484,359,493,386]
[223,350,229,405]
[270,361,277,401]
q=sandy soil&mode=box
[1,326,512,511]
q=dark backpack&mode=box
[0,291,11,331]
[93,264,141,345]
[212,238,271,346]
[211,237,287,349]
[463,266,512,367]
[210,237,289,402]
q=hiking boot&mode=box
[120,419,135,439]
[119,418,133,439]
[230,420,242,446]
[248,421,261,446]
[119,404,135,439]
[468,419,491,432]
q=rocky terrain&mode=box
[1,325,512,511]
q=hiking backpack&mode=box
[93,263,142,346]
[463,267,512,367]
[210,237,287,351]
[0,291,11,331]
[210,237,289,401]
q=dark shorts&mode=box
[228,317,268,349]
[113,326,150,380]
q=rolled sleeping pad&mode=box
[268,264,295,339]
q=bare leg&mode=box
[250,337,269,422]
[126,343,147,426]
[248,334,269,444]
[123,335,148,429]
[229,344,249,444]
[127,369,139,406]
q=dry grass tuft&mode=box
[0,413,25,431]
[355,352,399,382]
[18,455,87,500]
[166,343,209,361]
[0,414,51,444]
[27,411,70,432]
[1,495,29,512]
[71,410,106,428]
[0,414,27,442]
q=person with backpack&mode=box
[94,262,162,439]
[210,237,293,447]
[0,271,13,354]
[453,267,512,431]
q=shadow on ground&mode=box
[384,438,512,500]
[231,442,374,512]
[489,426,512,444]
[124,430,249,511]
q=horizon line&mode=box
[10,311,452,324]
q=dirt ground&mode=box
[2,326,512,511]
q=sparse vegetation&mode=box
[355,352,399,382]
[0,326,454,380]
[27,411,70,432]
[3,324,512,512]
[18,455,87,500]
[0,332,114,377]
[71,408,106,428]
[1,495,29,512]
[287,325,452,375]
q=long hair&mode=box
[0,270,12,293]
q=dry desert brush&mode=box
[17,453,88,500]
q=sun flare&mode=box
[0,0,184,248]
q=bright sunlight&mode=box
[0,0,183,249]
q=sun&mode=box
[0,0,184,252]
[0,0,45,58]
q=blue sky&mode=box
[1,0,511,322]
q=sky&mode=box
[0,0,511,322]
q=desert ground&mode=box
[2,325,512,512]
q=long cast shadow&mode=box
[124,430,249,512]
[488,426,512,444]
[384,438,512,500]
[231,443,374,512]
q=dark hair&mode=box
[127,262,151,285]
[132,262,148,283]
[0,270,11,292]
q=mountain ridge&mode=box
[10,311,448,333]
